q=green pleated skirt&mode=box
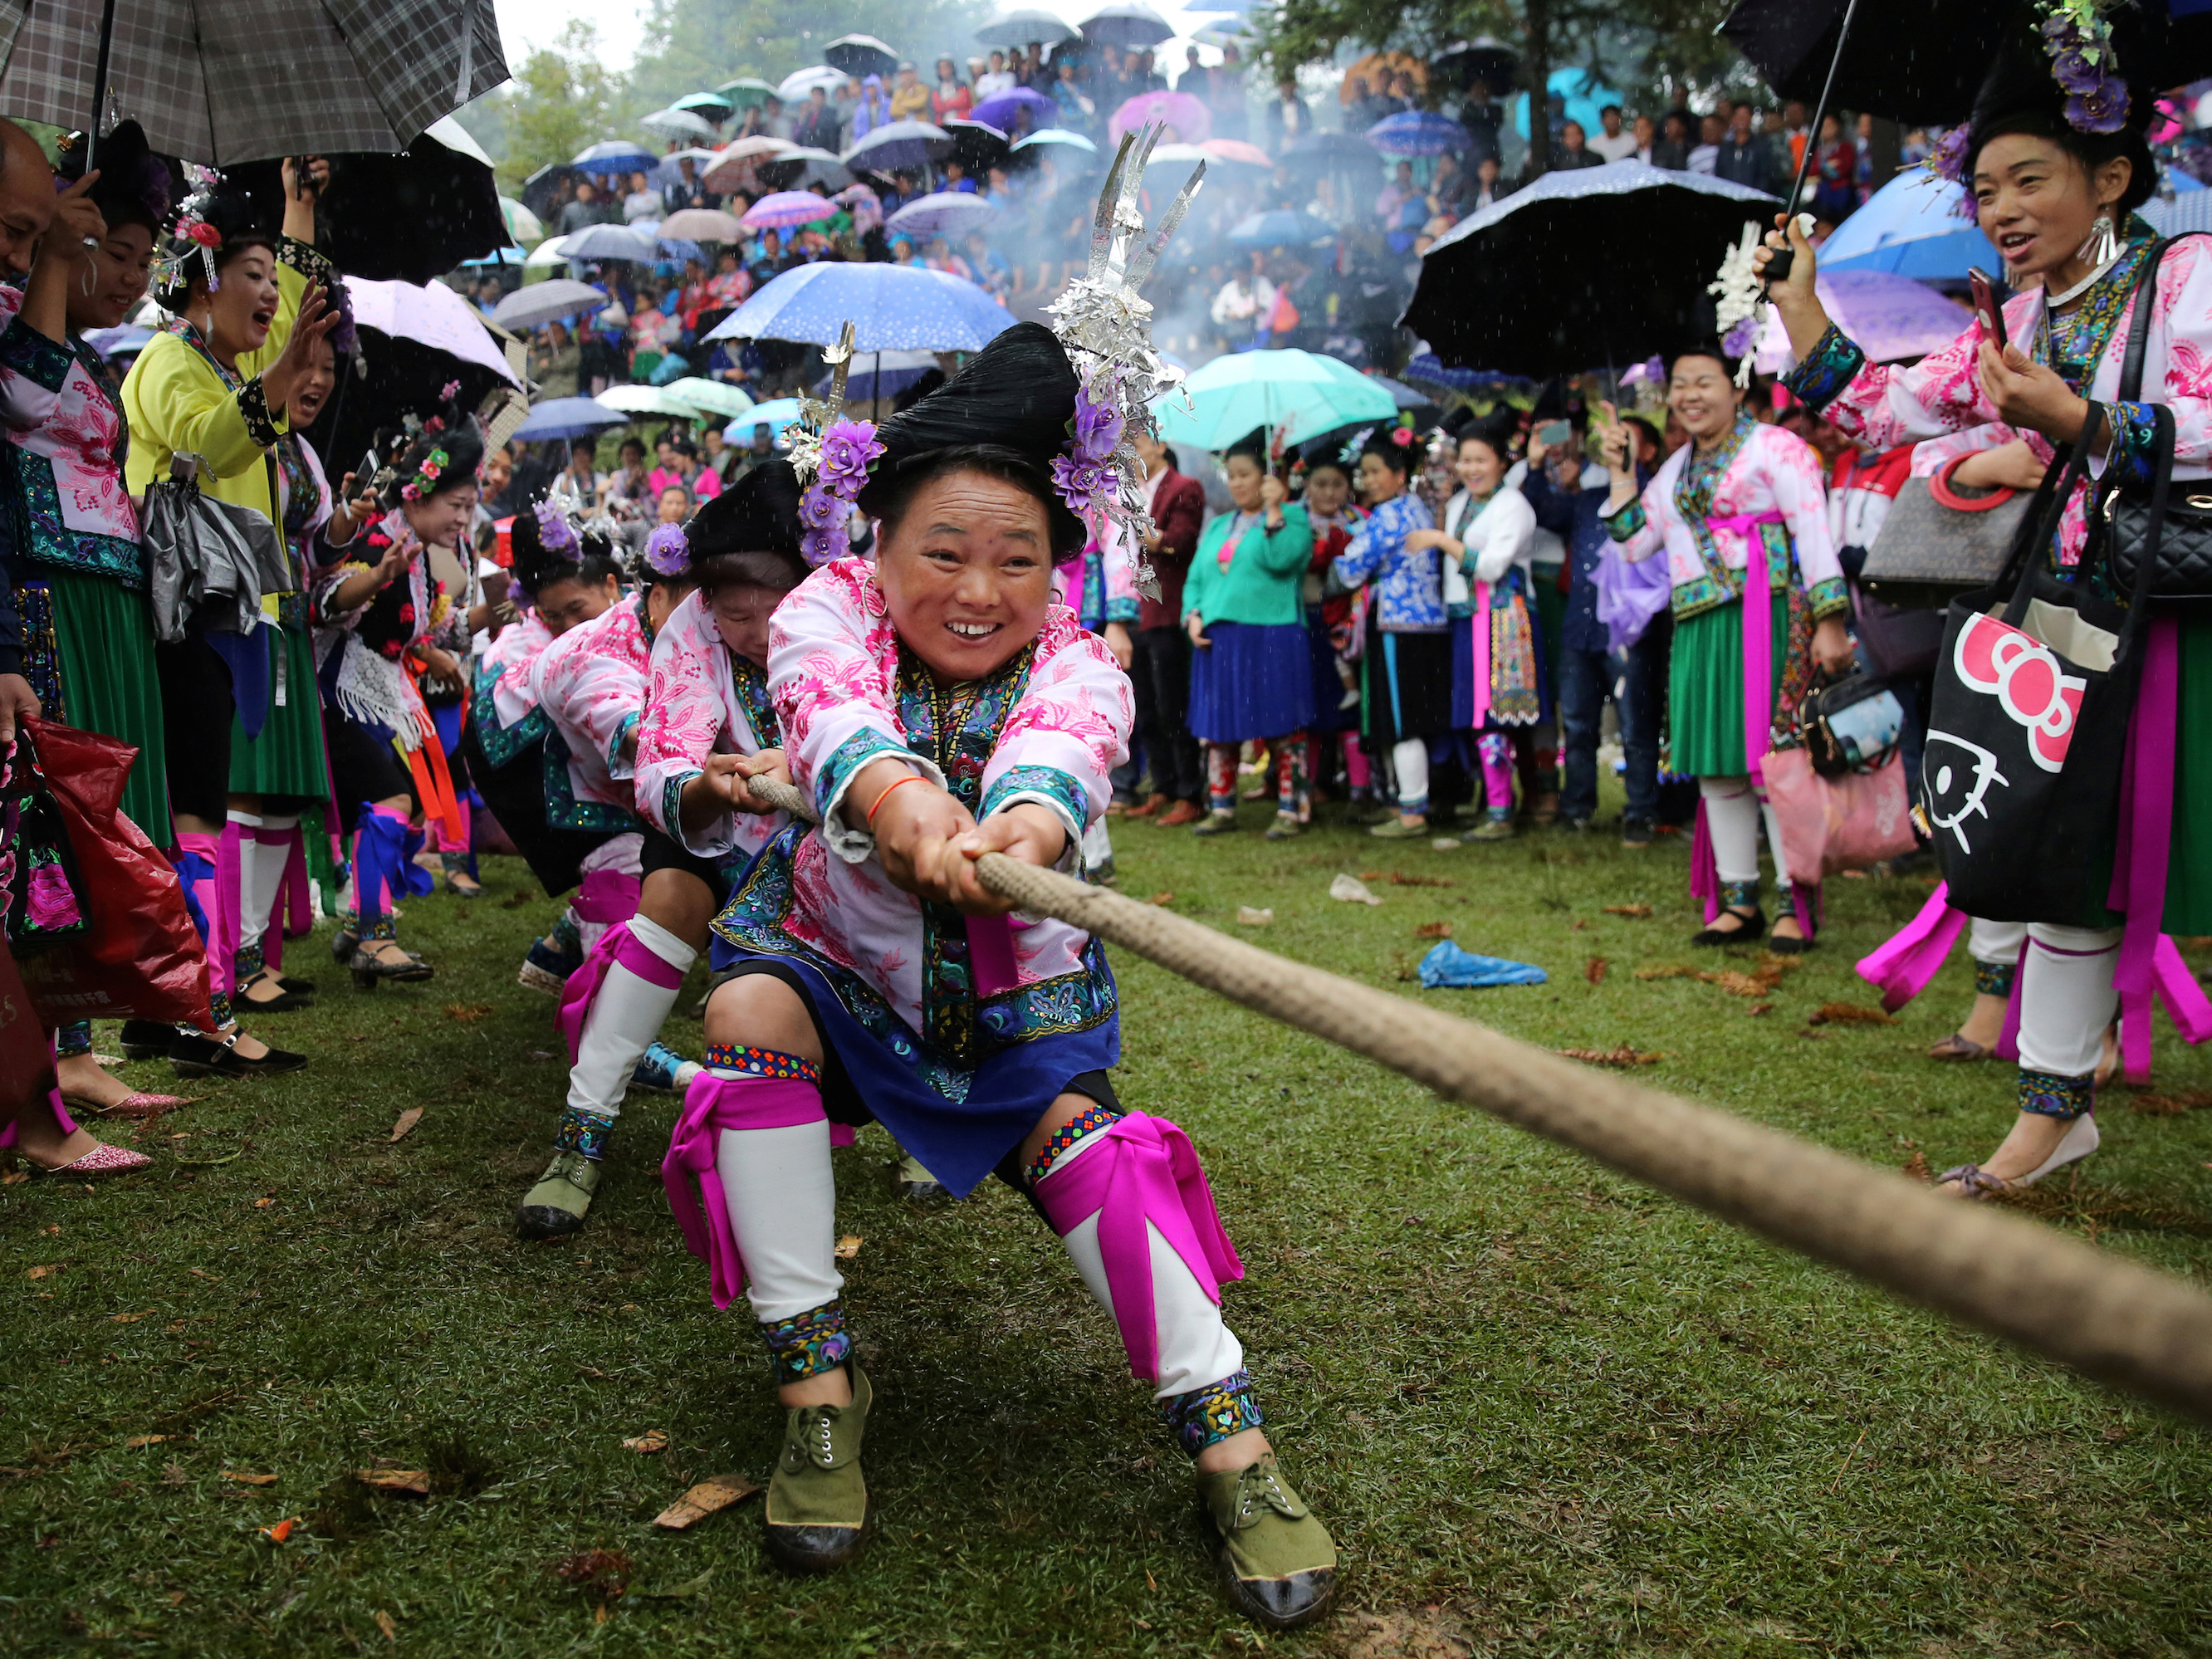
[1668,594,1790,778]
[2159,615,2212,933]
[228,623,330,803]
[48,567,170,840]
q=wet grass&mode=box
[5,795,2212,1657]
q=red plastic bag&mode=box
[0,930,58,1115]
[11,718,214,1031]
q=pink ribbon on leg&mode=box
[557,921,687,1063]
[1857,881,1968,1013]
[2108,614,2182,1083]
[1469,580,1491,731]
[662,1071,828,1312]
[1032,1113,1245,1382]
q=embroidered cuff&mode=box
[1161,1370,1265,1454]
[279,235,339,290]
[1602,498,1647,542]
[815,730,947,864]
[605,712,639,780]
[1805,575,1851,622]
[1104,596,1139,624]
[981,764,1087,866]
[761,1299,850,1383]
[237,377,283,449]
[1782,321,1867,413]
[2102,399,2161,492]
[0,316,76,391]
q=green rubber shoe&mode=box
[766,1365,873,1573]
[1198,1453,1338,1630]
[516,1148,604,1240]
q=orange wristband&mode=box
[865,772,924,829]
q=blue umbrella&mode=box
[84,324,155,359]
[724,399,806,443]
[1401,353,1534,394]
[1817,169,2000,280]
[2145,189,2212,237]
[1365,110,1470,156]
[572,140,658,176]
[705,261,1018,352]
[1228,209,1339,249]
[813,349,942,403]
[512,397,630,442]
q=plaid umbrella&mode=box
[0,0,508,167]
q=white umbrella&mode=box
[523,233,571,269]
[493,279,609,333]
[345,276,521,388]
[760,147,854,191]
[975,7,1079,46]
[659,208,745,242]
[885,191,1000,242]
[664,377,757,419]
[598,384,702,419]
[1079,0,1174,48]
[499,195,544,244]
[642,106,719,142]
[778,65,850,103]
[703,135,795,193]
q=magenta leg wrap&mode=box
[1857,880,1967,1013]
[1032,1113,1245,1382]
[663,1071,827,1311]
[557,920,687,1063]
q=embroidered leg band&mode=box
[662,1057,842,1317]
[2019,1069,2095,1121]
[553,1104,615,1161]
[762,1299,853,1384]
[56,1021,93,1059]
[1720,878,1760,913]
[1975,958,2017,1000]
[1161,1368,1266,1456]
[1033,1111,1246,1394]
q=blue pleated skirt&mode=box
[1188,619,1318,744]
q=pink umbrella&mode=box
[1200,138,1273,169]
[1756,269,1969,373]
[1109,90,1210,144]
[702,135,795,193]
[343,276,518,386]
[741,191,836,231]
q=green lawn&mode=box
[7,796,2212,1657]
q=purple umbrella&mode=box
[741,190,836,231]
[1109,90,1209,144]
[1755,269,1969,372]
[971,87,1057,132]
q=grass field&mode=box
[6,795,2212,1657]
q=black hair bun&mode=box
[57,120,177,234]
[683,459,810,592]
[1968,33,2158,214]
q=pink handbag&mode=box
[1759,744,1917,879]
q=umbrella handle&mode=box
[1760,0,1863,288]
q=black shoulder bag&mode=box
[1919,395,2172,927]
[2104,233,2212,599]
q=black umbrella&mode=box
[232,118,505,285]
[520,162,572,220]
[1720,0,2212,127]
[1277,130,1383,174]
[1403,161,1779,379]
[1431,37,1516,97]
[823,33,898,81]
[946,118,1012,175]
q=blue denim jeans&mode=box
[1558,633,1662,825]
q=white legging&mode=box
[1700,776,1793,887]
[1968,916,2026,968]
[2018,923,2121,1079]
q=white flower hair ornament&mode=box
[1712,213,1816,389]
[1044,123,1206,601]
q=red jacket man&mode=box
[1126,432,1210,823]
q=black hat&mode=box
[675,459,810,592]
[854,321,1086,558]
[155,176,277,307]
[56,120,175,235]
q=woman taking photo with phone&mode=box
[1759,23,2206,1198]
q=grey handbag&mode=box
[2104,234,2212,599]
[141,453,291,643]
[1857,453,2037,610]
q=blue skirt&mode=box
[1188,619,1317,744]
[1304,604,1349,733]
[707,937,1123,1197]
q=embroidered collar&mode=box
[162,316,244,391]
[1675,411,1755,523]
[2033,219,2160,393]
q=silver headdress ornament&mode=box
[1044,122,1205,601]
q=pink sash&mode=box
[1468,580,1491,730]
[1857,881,1969,1012]
[662,1073,827,1311]
[557,920,686,1061]
[967,915,1020,998]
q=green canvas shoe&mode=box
[766,1365,873,1573]
[1198,1453,1338,1630]
[516,1108,612,1240]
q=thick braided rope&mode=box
[747,776,2212,1422]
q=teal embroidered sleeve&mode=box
[1602,498,1647,543]
[2103,400,2161,492]
[813,728,949,864]
[606,712,640,779]
[983,764,1088,863]
[0,316,75,391]
[1805,575,1850,622]
[1105,595,1139,624]
[1782,323,1866,414]
[661,771,698,844]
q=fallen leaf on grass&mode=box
[1902,1151,1932,1183]
[354,1469,430,1496]
[501,889,534,909]
[1235,906,1274,926]
[26,1265,58,1280]
[253,1197,275,1209]
[1386,871,1455,888]
[444,1003,494,1024]
[1634,964,1701,981]
[1569,918,1589,932]
[223,1471,277,1486]
[1585,956,1608,986]
[111,1312,151,1324]
[1749,1002,1774,1016]
[1329,874,1382,906]
[834,1236,864,1260]
[2127,1088,2212,1117]
[374,1610,397,1642]
[1556,1045,1670,1067]
[389,1108,423,1143]
[2,1169,27,1186]
[257,1518,297,1543]
[1414,921,1453,939]
[1146,892,1174,907]
[653,1473,761,1529]
[1603,903,1654,918]
[124,1435,169,1450]
[554,1549,633,1599]
[1806,1002,1896,1027]
[622,1431,669,1455]
[1710,970,1777,998]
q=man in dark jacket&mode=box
[1124,428,1208,825]
[1517,411,1662,844]
[1714,104,1777,194]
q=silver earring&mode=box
[2079,210,2120,269]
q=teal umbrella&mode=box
[1151,350,1399,452]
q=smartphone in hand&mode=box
[1968,267,2006,351]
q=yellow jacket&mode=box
[121,252,310,521]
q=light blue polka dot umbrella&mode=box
[703,261,1018,352]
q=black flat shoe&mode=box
[329,928,358,965]
[120,1019,177,1061]
[276,974,316,995]
[169,1031,310,1078]
[236,979,314,1014]
[349,945,434,990]
[1691,905,1766,947]
[1766,930,1818,955]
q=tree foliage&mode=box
[624,0,986,112]
[499,22,631,189]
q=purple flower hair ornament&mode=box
[644,522,691,577]
[534,499,579,555]
[797,416,882,567]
